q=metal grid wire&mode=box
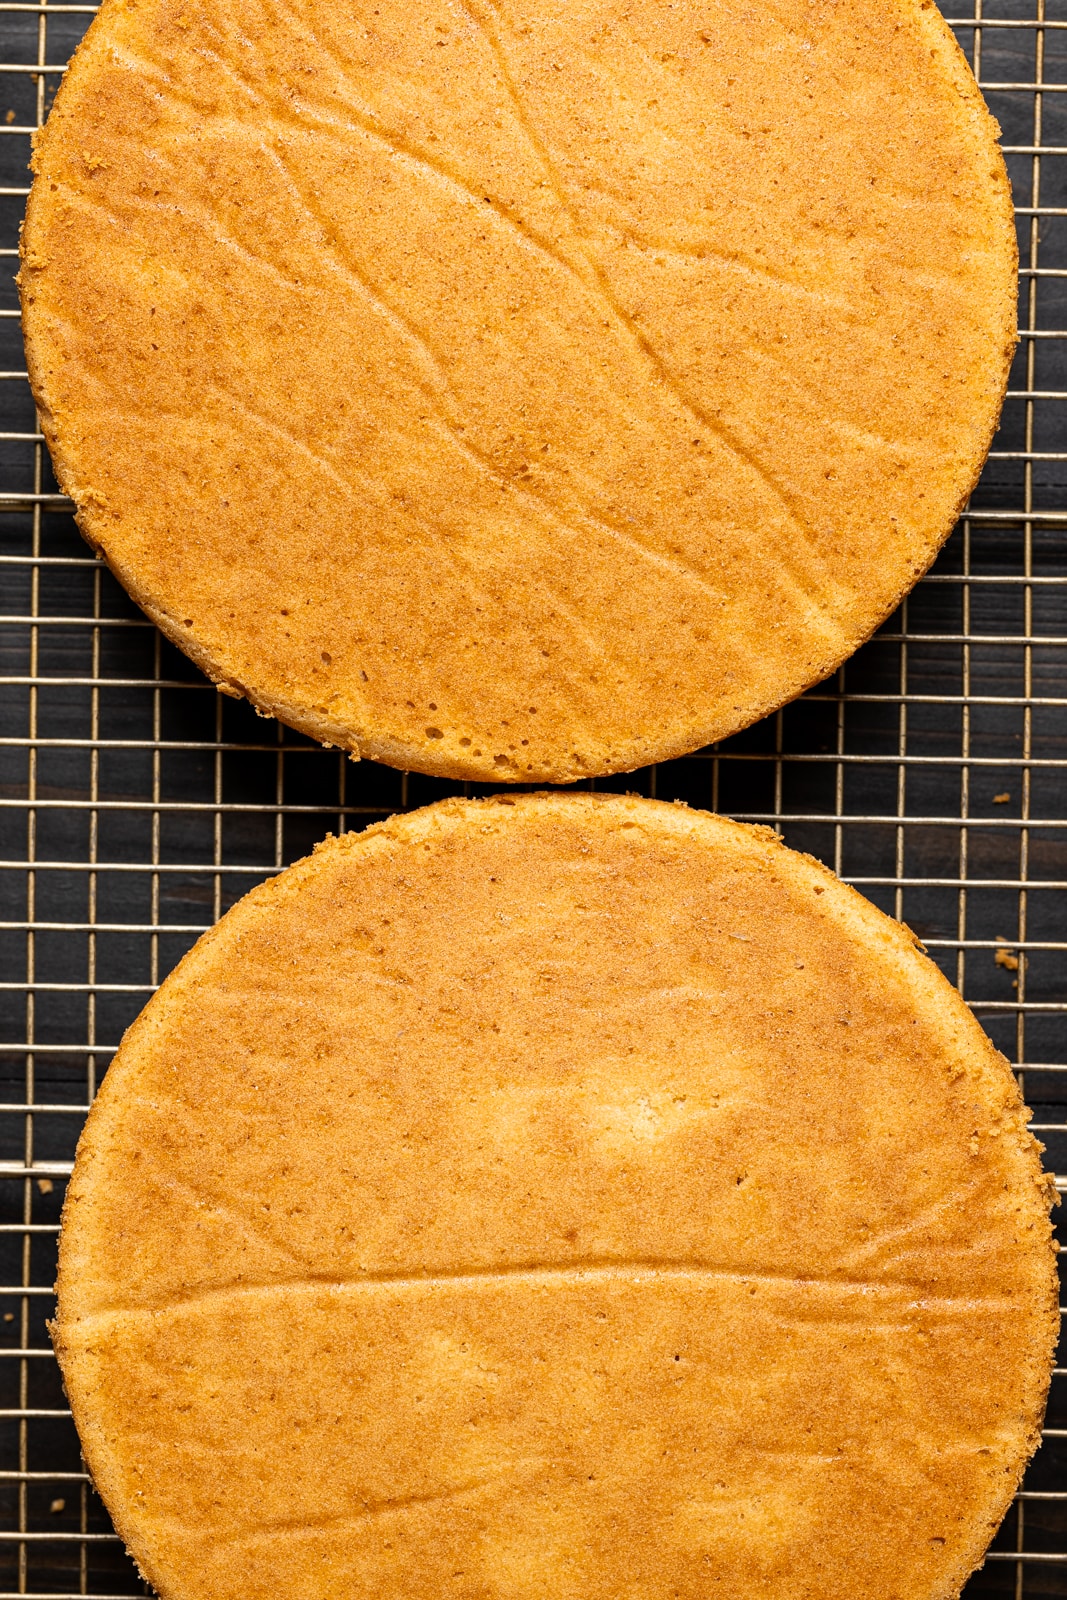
[0,0,1065,1593]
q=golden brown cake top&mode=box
[22,0,1015,781]
[55,795,1056,1600]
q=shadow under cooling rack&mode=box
[1,0,1067,1596]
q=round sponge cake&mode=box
[22,0,1014,782]
[55,794,1055,1600]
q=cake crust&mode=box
[21,0,1016,781]
[54,794,1057,1600]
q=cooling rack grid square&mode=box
[0,0,1065,1594]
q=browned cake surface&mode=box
[21,0,1014,782]
[55,794,1056,1600]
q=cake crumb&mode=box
[50,1498,65,1514]
[993,792,1011,804]
[36,1177,53,1194]
[994,937,1019,972]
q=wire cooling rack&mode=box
[0,0,1065,1595]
